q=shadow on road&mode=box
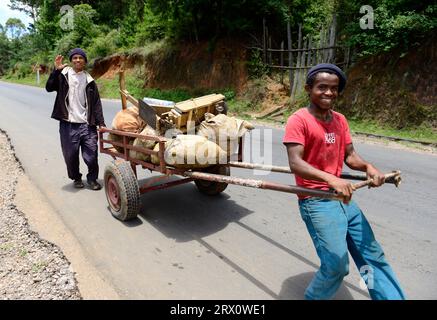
[137,176,254,242]
[61,179,104,193]
[133,175,370,300]
[61,183,85,193]
[279,272,359,300]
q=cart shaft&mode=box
[228,161,400,184]
[183,171,341,199]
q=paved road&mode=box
[1,80,436,299]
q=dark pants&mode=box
[59,121,99,182]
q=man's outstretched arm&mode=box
[344,143,385,187]
[285,142,355,202]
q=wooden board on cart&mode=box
[158,93,226,133]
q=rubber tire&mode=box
[194,165,230,196]
[104,160,140,221]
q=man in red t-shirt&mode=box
[283,63,405,300]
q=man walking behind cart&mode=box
[283,63,405,300]
[46,48,106,190]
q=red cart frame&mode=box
[98,72,401,221]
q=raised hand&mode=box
[54,55,68,70]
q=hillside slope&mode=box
[90,37,436,131]
[91,39,247,94]
[336,35,437,129]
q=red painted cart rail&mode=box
[98,127,401,221]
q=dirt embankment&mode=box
[91,39,248,93]
[90,36,436,130]
[90,51,144,80]
[143,39,247,92]
[336,34,437,129]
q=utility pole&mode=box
[36,64,40,85]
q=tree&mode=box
[146,0,292,41]
[135,3,166,44]
[336,0,437,57]
[8,0,43,28]
[71,4,100,48]
[0,24,12,75]
[119,0,145,46]
[5,18,26,39]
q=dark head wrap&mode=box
[68,48,87,63]
[306,63,347,92]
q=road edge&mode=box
[14,174,121,300]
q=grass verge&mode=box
[97,73,236,103]
[1,74,48,88]
[2,74,436,144]
[348,119,437,143]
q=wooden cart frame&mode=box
[98,72,401,221]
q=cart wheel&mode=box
[194,165,230,196]
[104,160,140,221]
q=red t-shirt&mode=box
[283,108,352,199]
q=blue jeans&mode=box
[298,198,405,300]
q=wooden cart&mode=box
[98,72,402,221]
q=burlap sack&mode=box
[107,132,134,153]
[150,141,168,165]
[196,113,254,155]
[112,106,145,133]
[129,125,159,162]
[151,135,227,169]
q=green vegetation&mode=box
[98,75,193,102]
[19,249,28,257]
[2,72,48,88]
[227,99,253,116]
[0,0,435,144]
[32,261,47,273]
[97,71,236,103]
[1,0,434,78]
[0,242,14,251]
[337,1,437,57]
[2,69,435,143]
[348,119,437,143]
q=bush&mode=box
[72,4,100,48]
[29,51,51,66]
[135,4,167,46]
[247,50,268,79]
[87,30,122,60]
[14,62,32,79]
[338,1,437,57]
[55,32,80,57]
[53,3,100,57]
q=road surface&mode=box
[1,80,436,299]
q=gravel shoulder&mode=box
[0,130,119,300]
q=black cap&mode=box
[68,48,87,63]
[306,63,347,92]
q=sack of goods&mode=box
[151,135,227,169]
[112,106,145,132]
[129,125,159,162]
[196,113,255,155]
[107,106,145,153]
